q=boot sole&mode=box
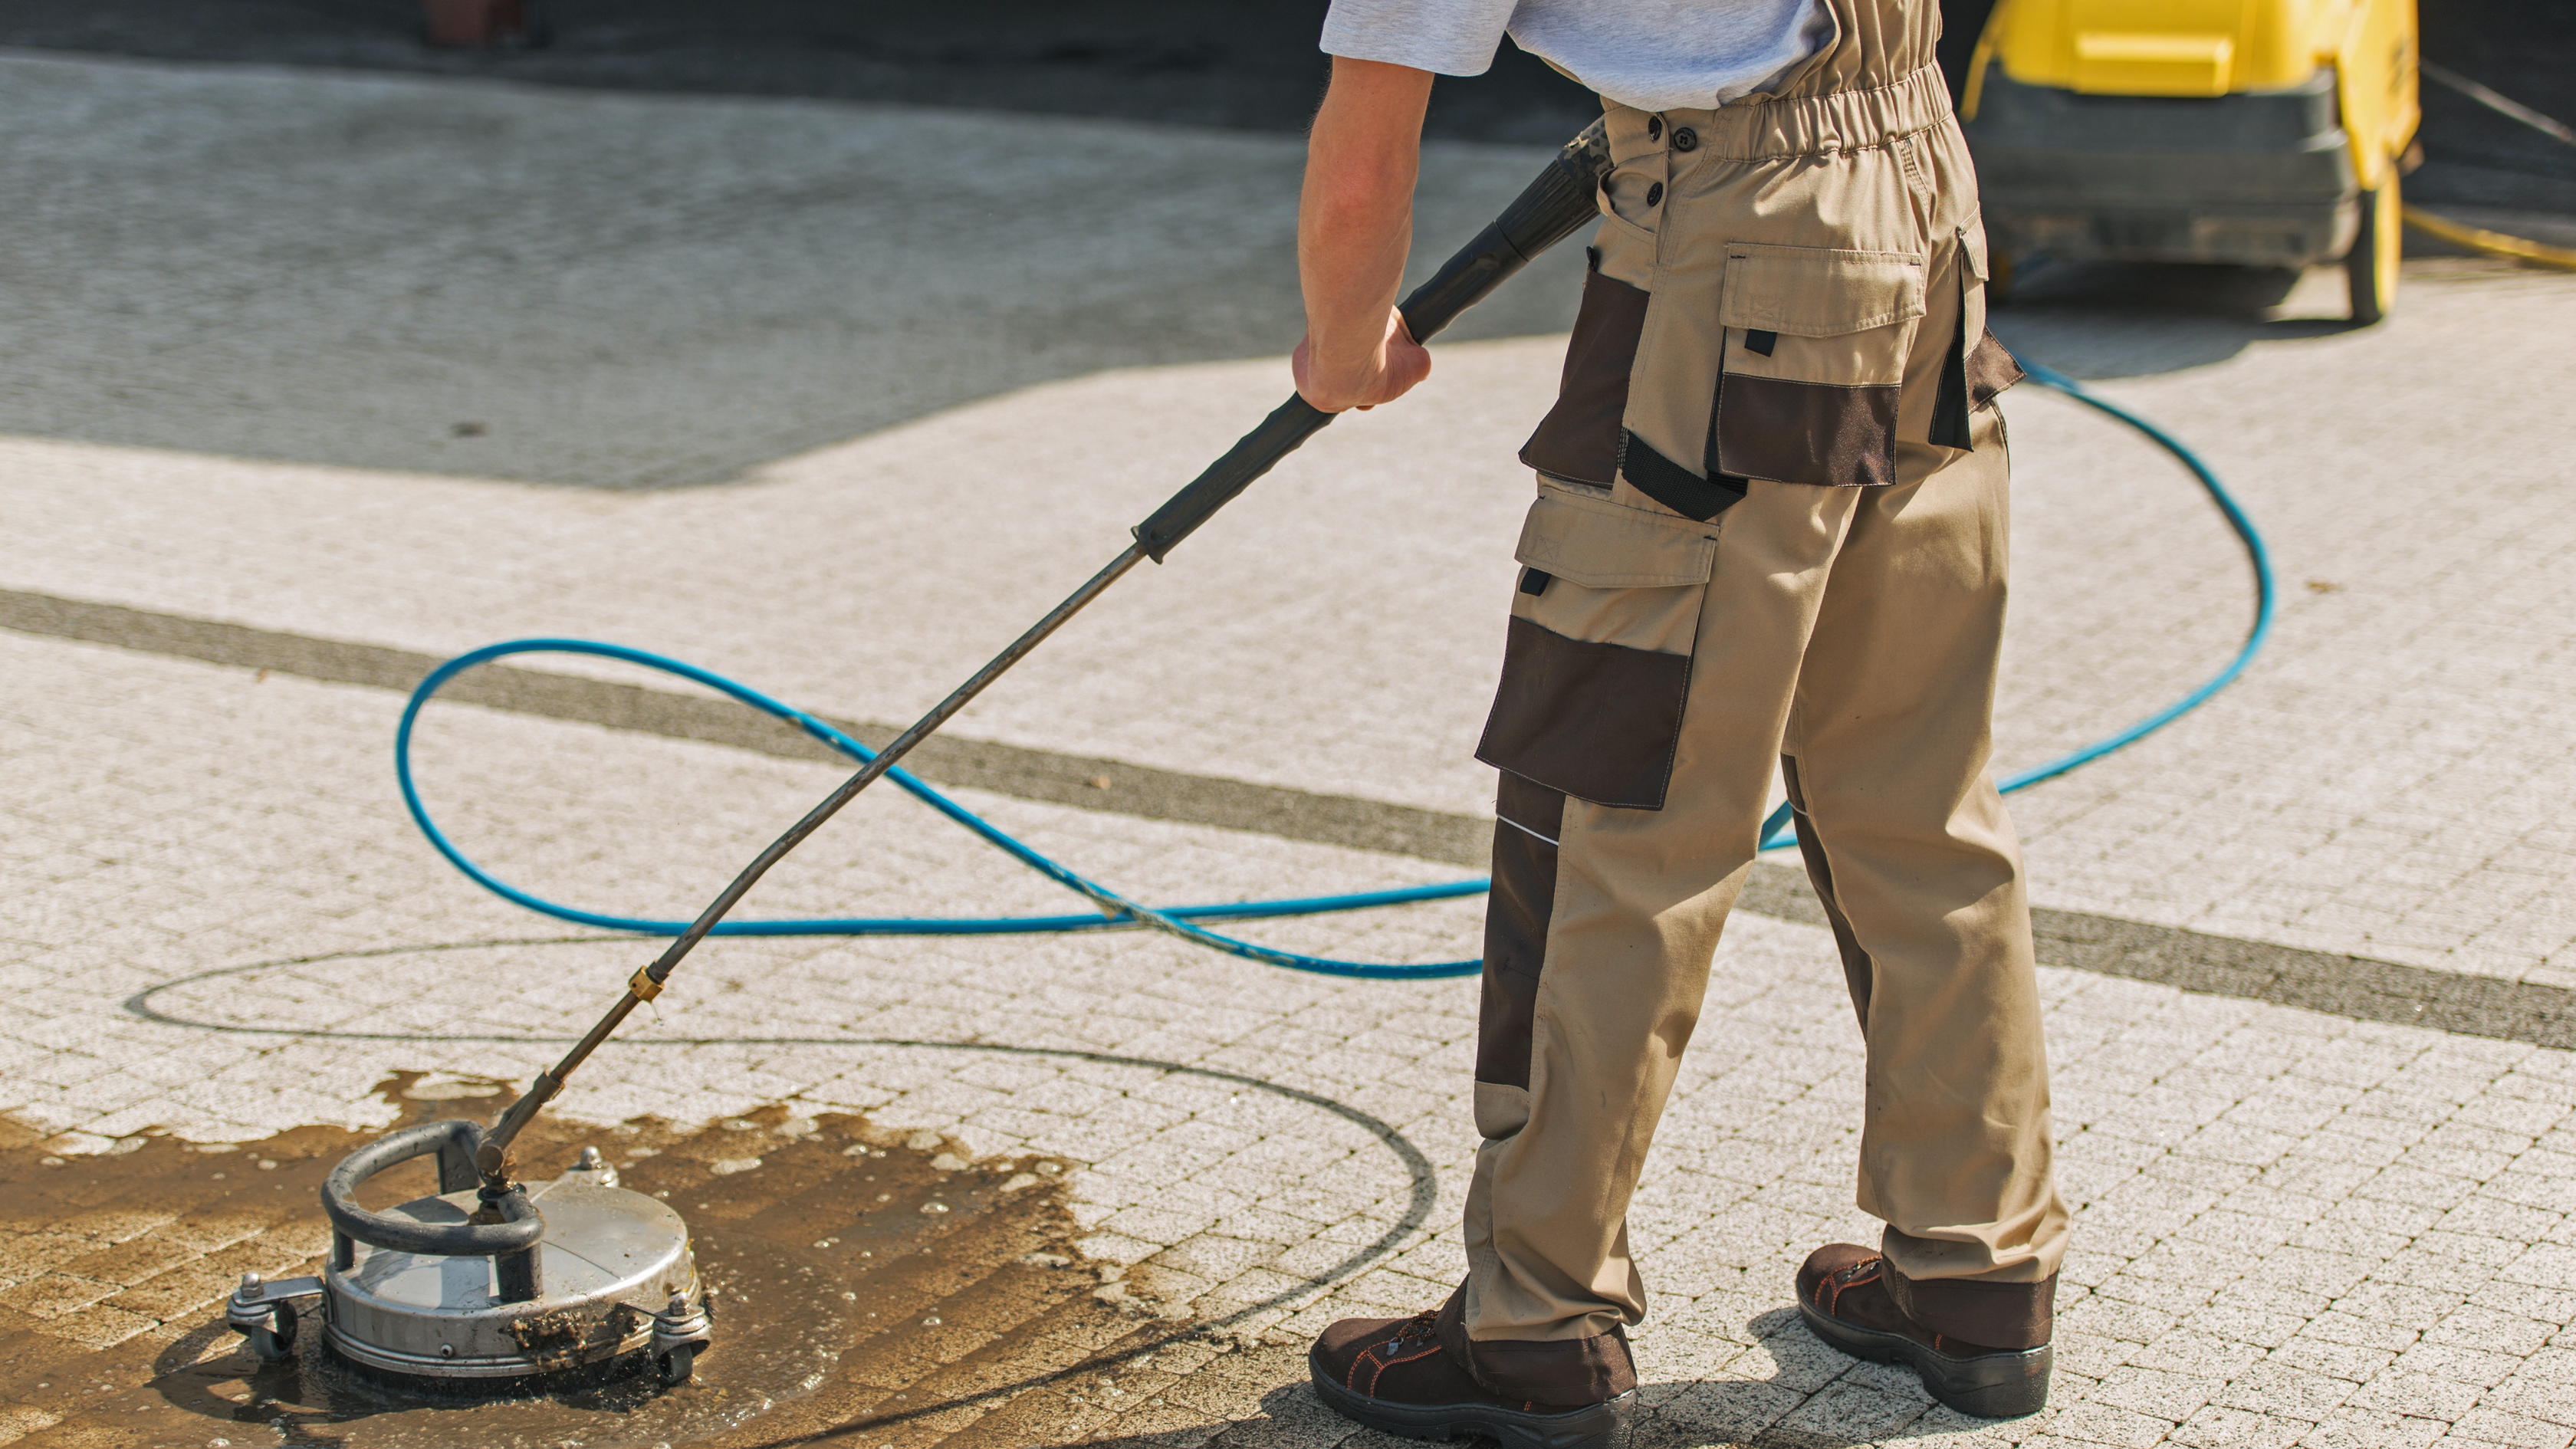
[1308,1349,1637,1449]
[1798,1300,2050,1418]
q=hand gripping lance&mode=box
[472,120,1615,1188]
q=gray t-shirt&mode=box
[1320,0,1832,113]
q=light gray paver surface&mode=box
[3,44,2574,1449]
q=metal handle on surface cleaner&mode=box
[478,118,1615,1178]
[330,1119,542,1254]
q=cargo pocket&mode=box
[1712,243,1926,488]
[1957,221,2026,408]
[1520,250,1650,491]
[1476,485,1717,811]
[1931,220,2024,448]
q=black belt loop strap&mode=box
[1617,429,1746,522]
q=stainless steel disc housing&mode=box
[232,1121,713,1388]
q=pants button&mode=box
[1646,115,1663,141]
[1671,126,1698,152]
[1645,182,1664,206]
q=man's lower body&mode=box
[1312,67,2069,1438]
[1313,451,2066,1433]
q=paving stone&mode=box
[2272,1335,2401,1384]
[2217,1362,2361,1421]
[2426,1305,2561,1359]
[2446,1408,2576,1449]
[2304,1309,2431,1353]
[2387,1339,2525,1389]
[2481,1359,2576,1428]
[2343,1368,2482,1420]
[0,1273,118,1322]
[2131,1329,2268,1379]
[2173,1405,2318,1449]
[30,1300,156,1352]
[2299,1408,2453,1449]
[1767,1379,1930,1444]
[2091,1365,2222,1420]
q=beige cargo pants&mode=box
[1452,63,2070,1398]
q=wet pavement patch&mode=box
[0,1079,1198,1447]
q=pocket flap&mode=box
[1959,219,1992,284]
[1513,488,1717,589]
[1718,243,1927,336]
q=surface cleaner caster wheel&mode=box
[649,1287,713,1388]
[248,1303,298,1362]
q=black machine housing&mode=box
[1965,67,2361,269]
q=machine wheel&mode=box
[656,1343,698,1387]
[2346,167,2400,325]
[247,1304,297,1362]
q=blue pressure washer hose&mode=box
[396,640,1488,978]
[1751,357,2278,852]
[398,359,2274,981]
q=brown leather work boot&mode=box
[1307,1294,1637,1449]
[1796,1244,2053,1418]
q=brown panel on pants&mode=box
[1477,773,1566,1092]
[1461,72,2067,1362]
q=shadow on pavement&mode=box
[0,4,1598,490]
[1987,259,2360,380]
[3,1,2563,485]
[1053,1365,1962,1449]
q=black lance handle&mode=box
[1131,118,1612,564]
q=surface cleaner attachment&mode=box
[229,1121,712,1388]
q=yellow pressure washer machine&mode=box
[1958,0,2420,322]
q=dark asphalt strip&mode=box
[0,586,1484,864]
[8,585,2570,1050]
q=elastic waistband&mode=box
[1610,63,1953,160]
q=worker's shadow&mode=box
[1990,256,2364,380]
[1046,1308,1963,1449]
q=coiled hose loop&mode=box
[400,364,2272,980]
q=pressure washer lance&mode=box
[468,120,1617,1190]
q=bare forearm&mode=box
[1300,71,1420,369]
[1294,57,1434,412]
